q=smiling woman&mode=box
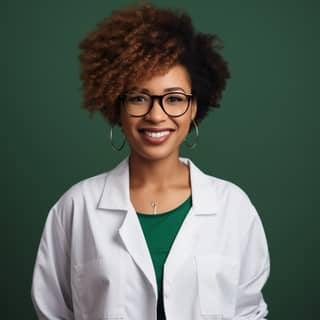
[31,2,270,320]
[120,65,197,163]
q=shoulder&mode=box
[187,157,259,221]
[205,173,265,236]
[188,157,253,202]
[56,171,108,207]
[49,169,113,228]
[209,174,254,207]
[48,157,129,226]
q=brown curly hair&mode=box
[78,2,230,126]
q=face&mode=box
[119,64,197,162]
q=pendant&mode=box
[151,200,158,215]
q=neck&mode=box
[128,152,188,190]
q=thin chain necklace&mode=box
[151,200,158,214]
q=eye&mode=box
[165,94,186,104]
[126,94,148,104]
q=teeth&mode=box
[144,130,170,138]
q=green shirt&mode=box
[136,195,192,320]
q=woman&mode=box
[31,3,270,320]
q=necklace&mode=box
[151,200,158,215]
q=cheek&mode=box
[121,125,133,141]
[180,116,193,133]
[120,119,138,142]
[174,120,192,142]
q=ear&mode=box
[191,98,197,121]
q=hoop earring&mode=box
[109,126,126,151]
[184,119,199,149]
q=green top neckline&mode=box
[136,195,192,217]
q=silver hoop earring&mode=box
[109,126,126,151]
[184,119,199,149]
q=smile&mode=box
[139,129,174,144]
[144,130,170,138]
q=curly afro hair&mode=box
[78,2,230,126]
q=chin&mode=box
[130,147,179,162]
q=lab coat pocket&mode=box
[72,257,125,320]
[195,254,240,320]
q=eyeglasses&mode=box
[120,92,193,117]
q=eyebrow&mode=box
[127,86,187,94]
[163,87,187,93]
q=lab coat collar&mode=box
[98,156,220,215]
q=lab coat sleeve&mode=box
[31,204,74,319]
[234,203,271,320]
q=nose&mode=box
[144,98,167,122]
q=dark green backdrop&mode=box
[4,0,319,318]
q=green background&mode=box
[4,0,319,318]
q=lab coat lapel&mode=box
[164,158,220,282]
[98,157,158,298]
[118,205,158,298]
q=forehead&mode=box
[127,64,191,93]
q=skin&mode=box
[119,64,197,214]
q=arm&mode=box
[234,203,271,320]
[31,205,74,320]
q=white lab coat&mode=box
[31,156,270,320]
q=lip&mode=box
[138,128,175,132]
[139,128,174,144]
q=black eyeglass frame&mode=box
[119,92,194,117]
